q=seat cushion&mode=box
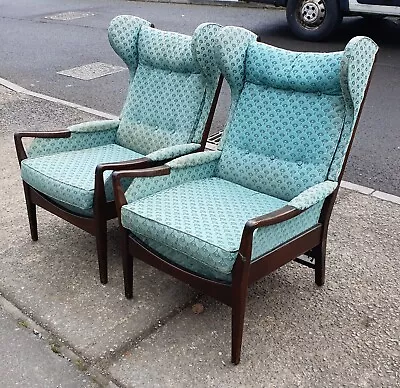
[21,144,143,213]
[122,177,298,279]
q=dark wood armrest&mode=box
[245,206,302,231]
[238,205,303,260]
[112,166,171,220]
[94,158,158,208]
[14,130,71,164]
[95,157,154,174]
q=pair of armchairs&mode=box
[15,16,378,364]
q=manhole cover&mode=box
[57,62,126,81]
[44,11,95,21]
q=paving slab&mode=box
[0,87,197,365]
[110,190,400,387]
[0,304,98,388]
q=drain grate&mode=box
[206,130,223,150]
[207,130,223,146]
[44,11,95,21]
[57,62,126,81]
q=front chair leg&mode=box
[231,267,250,365]
[23,182,38,241]
[314,239,327,287]
[95,216,108,284]
[121,229,133,299]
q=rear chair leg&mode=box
[23,183,38,241]
[314,240,327,286]
[121,229,133,299]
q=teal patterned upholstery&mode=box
[146,143,201,162]
[121,29,378,281]
[328,36,379,181]
[288,181,337,210]
[22,144,143,212]
[122,178,286,280]
[21,17,222,215]
[115,22,221,154]
[28,120,119,158]
[125,151,221,202]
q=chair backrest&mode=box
[214,27,378,201]
[108,16,221,155]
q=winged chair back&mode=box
[108,16,221,154]
[215,28,378,201]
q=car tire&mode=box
[286,0,342,41]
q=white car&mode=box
[269,0,400,40]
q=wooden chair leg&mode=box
[95,218,108,284]
[23,183,38,241]
[314,239,326,287]
[231,280,249,365]
[121,229,133,299]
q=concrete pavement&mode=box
[0,300,99,388]
[0,82,399,387]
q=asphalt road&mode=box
[0,0,399,195]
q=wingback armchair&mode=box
[14,16,222,284]
[113,28,378,363]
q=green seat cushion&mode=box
[121,177,321,280]
[21,144,143,213]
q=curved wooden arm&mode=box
[14,130,71,164]
[112,166,171,221]
[245,205,302,232]
[94,158,159,213]
[96,157,154,174]
[238,205,303,261]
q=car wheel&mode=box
[286,0,342,41]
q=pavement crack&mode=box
[92,293,203,370]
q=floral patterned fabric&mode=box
[215,29,378,201]
[328,37,378,181]
[122,178,287,277]
[124,152,221,203]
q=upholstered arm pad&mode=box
[28,120,119,158]
[68,119,120,133]
[241,180,337,260]
[166,150,221,168]
[288,180,338,210]
[146,143,201,162]
[124,151,221,202]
